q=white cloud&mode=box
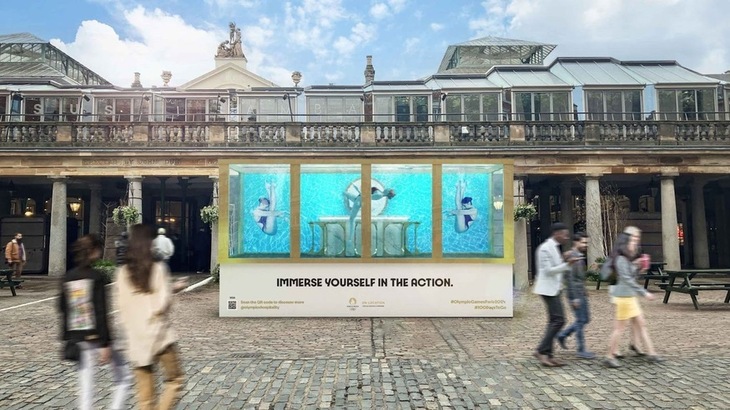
[333,22,376,56]
[284,0,348,60]
[387,0,407,13]
[404,37,420,54]
[50,6,292,87]
[467,0,730,73]
[203,0,257,8]
[430,23,444,31]
[370,3,390,19]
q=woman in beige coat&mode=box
[116,224,183,410]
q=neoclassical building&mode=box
[1,29,729,276]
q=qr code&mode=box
[227,300,237,310]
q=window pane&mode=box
[624,90,642,120]
[585,91,603,120]
[24,97,41,121]
[61,97,79,121]
[327,98,343,122]
[657,90,677,120]
[605,91,622,121]
[186,99,206,122]
[343,97,362,122]
[240,98,258,122]
[307,97,325,122]
[551,93,569,120]
[514,92,531,121]
[444,95,461,121]
[464,95,480,122]
[0,96,6,121]
[697,88,715,120]
[414,96,428,122]
[482,93,499,121]
[680,90,697,120]
[535,93,550,121]
[374,96,391,122]
[395,96,411,122]
[43,97,60,122]
[115,98,132,122]
[259,98,277,122]
[165,98,185,122]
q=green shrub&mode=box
[92,259,117,283]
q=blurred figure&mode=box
[59,234,132,410]
[115,224,184,410]
[603,226,664,368]
[193,227,210,274]
[152,228,175,262]
[115,231,128,266]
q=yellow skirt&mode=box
[614,296,641,321]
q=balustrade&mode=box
[675,122,730,143]
[525,122,584,143]
[449,123,509,144]
[302,124,360,145]
[0,123,57,143]
[374,124,433,145]
[73,124,133,144]
[150,124,209,143]
[598,122,658,143]
[226,124,286,145]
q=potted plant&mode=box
[112,205,140,226]
[200,204,219,225]
[513,203,537,221]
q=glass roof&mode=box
[620,62,718,85]
[486,67,570,88]
[549,58,643,86]
[438,36,556,74]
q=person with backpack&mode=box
[556,232,596,359]
[58,234,132,410]
[602,226,665,368]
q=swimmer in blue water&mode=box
[344,185,396,250]
[251,181,283,235]
[449,180,477,233]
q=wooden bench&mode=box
[0,271,24,296]
[661,269,730,310]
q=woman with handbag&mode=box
[116,224,184,410]
[58,234,132,410]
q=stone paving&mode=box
[0,276,728,409]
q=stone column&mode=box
[717,191,730,267]
[210,176,219,273]
[48,177,67,277]
[513,178,529,290]
[560,181,574,235]
[691,178,709,268]
[585,175,604,266]
[660,174,681,270]
[125,176,143,223]
[88,183,102,234]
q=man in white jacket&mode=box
[532,222,579,367]
[152,228,175,262]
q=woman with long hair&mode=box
[59,234,132,410]
[116,224,184,410]
[603,226,665,368]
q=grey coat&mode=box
[611,255,649,298]
[564,249,587,302]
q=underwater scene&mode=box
[227,163,504,259]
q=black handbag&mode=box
[63,340,81,361]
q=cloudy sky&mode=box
[1,0,728,88]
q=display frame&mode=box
[218,158,514,264]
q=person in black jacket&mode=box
[59,234,132,410]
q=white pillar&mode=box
[210,176,219,273]
[125,176,143,224]
[585,175,604,266]
[48,177,67,277]
[88,183,102,234]
[661,174,681,270]
[513,178,529,290]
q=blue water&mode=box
[239,169,292,256]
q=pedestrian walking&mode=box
[152,228,175,262]
[556,232,596,359]
[532,222,579,367]
[58,234,132,410]
[603,226,665,368]
[5,232,27,284]
[116,224,184,410]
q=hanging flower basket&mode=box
[513,203,537,221]
[200,205,219,225]
[112,205,140,226]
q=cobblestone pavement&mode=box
[1,276,728,409]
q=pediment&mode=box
[180,62,277,90]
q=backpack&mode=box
[600,256,617,284]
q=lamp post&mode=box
[286,71,303,122]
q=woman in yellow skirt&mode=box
[603,227,665,368]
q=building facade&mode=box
[1,30,729,275]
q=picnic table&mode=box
[0,269,24,296]
[660,269,730,310]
